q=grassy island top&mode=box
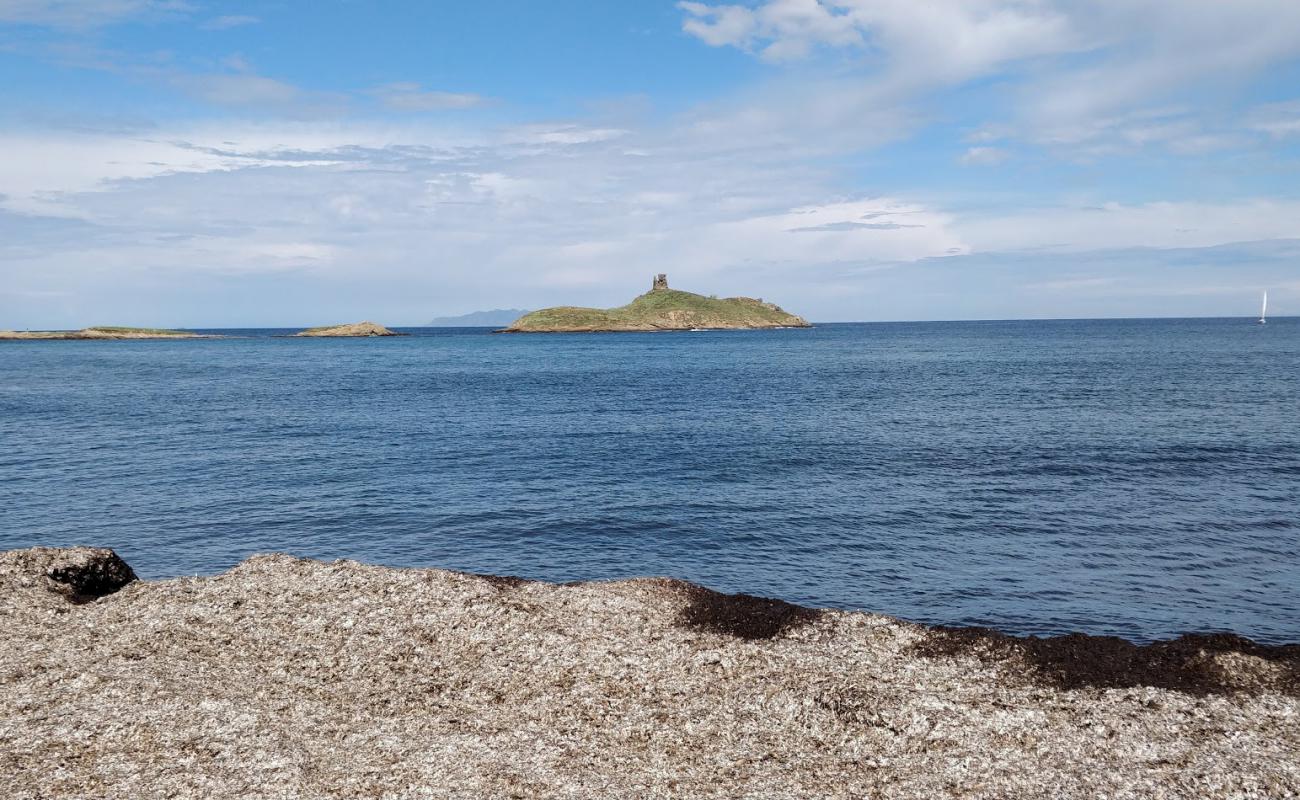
[502,275,810,333]
[83,326,193,336]
[0,326,203,340]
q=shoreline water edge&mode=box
[3,546,1296,797]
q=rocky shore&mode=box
[294,321,401,337]
[0,327,210,340]
[2,547,1296,798]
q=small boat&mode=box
[1259,290,1268,325]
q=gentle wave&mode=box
[1,318,1297,643]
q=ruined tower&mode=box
[652,273,669,291]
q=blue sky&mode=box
[2,0,1300,326]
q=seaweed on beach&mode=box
[914,626,1300,696]
[39,548,137,604]
[473,573,532,590]
[676,584,823,640]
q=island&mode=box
[500,274,811,332]
[294,321,402,337]
[0,326,209,340]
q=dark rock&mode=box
[43,548,137,602]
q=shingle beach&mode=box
[2,547,1297,799]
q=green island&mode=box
[294,321,401,337]
[0,326,207,340]
[501,275,811,332]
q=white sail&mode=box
[1260,290,1268,324]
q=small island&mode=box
[500,275,811,333]
[0,326,209,340]
[294,321,402,337]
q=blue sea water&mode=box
[2,319,1297,643]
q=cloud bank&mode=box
[1,1,1298,325]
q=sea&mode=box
[2,319,1297,644]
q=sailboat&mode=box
[1259,291,1268,325]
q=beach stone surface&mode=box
[1,547,1297,799]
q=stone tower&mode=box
[652,273,669,291]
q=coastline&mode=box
[3,547,1296,798]
[0,329,216,340]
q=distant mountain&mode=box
[426,309,531,327]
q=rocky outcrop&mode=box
[0,327,207,340]
[1,546,1296,798]
[0,546,137,603]
[294,321,401,337]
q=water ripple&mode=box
[1,318,1298,643]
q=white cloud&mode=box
[5,123,1289,304]
[0,117,973,326]
[694,198,964,264]
[1024,275,1118,291]
[678,1,759,48]
[0,35,350,118]
[369,83,485,112]
[505,124,629,145]
[678,1,1300,154]
[959,146,1007,165]
[0,134,230,215]
[4,117,1298,326]
[200,14,258,30]
[960,200,1300,253]
[160,70,350,117]
[173,73,302,107]
[681,0,1075,77]
[4,3,1300,325]
[680,0,863,62]
[1023,3,1300,136]
[0,0,190,28]
[197,239,336,272]
[1249,100,1300,138]
[0,123,463,217]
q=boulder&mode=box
[0,546,137,602]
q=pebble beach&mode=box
[3,547,1296,799]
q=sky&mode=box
[2,0,1299,326]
